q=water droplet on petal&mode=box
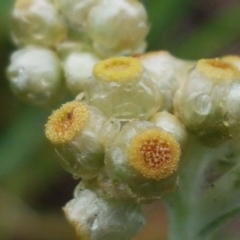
[194,94,211,115]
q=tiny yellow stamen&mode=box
[45,101,89,145]
[197,59,240,81]
[129,129,180,180]
[93,57,143,83]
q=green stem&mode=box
[166,196,199,240]
[197,158,240,237]
[165,138,209,240]
[164,139,240,240]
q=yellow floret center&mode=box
[129,129,181,180]
[197,59,240,81]
[45,101,89,145]
[93,57,143,83]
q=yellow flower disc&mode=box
[93,57,143,83]
[129,129,181,180]
[197,59,240,81]
[45,101,89,145]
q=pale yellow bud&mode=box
[85,57,162,120]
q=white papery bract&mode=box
[56,0,98,29]
[64,189,145,240]
[7,47,64,107]
[63,50,100,95]
[86,0,149,57]
[150,111,188,148]
[138,51,195,111]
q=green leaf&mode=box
[0,109,48,180]
[144,0,193,50]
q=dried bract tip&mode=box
[93,57,143,83]
[45,101,89,144]
[197,59,240,81]
[64,217,89,240]
[129,129,180,180]
[15,0,33,9]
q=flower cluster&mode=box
[7,0,240,240]
[44,56,187,239]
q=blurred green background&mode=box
[1,0,240,239]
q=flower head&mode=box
[85,56,162,120]
[129,129,180,180]
[45,101,89,144]
[93,57,143,83]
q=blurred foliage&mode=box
[1,0,240,239]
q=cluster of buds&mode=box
[7,0,149,107]
[7,0,240,240]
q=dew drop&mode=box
[194,94,211,115]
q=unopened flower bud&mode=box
[11,0,67,47]
[64,189,145,240]
[63,49,100,95]
[174,59,240,144]
[86,0,149,57]
[7,47,64,107]
[85,57,162,120]
[45,101,114,179]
